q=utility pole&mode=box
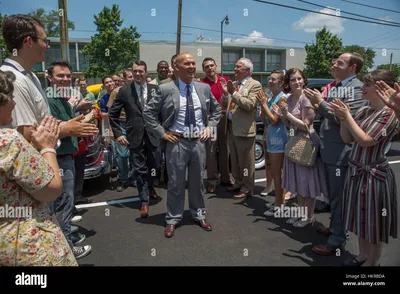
[390,53,393,71]
[59,0,70,62]
[176,0,182,55]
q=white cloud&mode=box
[372,16,394,26]
[223,30,273,45]
[293,7,345,34]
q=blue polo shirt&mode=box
[100,93,110,113]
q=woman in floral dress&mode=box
[0,70,77,266]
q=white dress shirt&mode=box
[134,82,148,108]
[170,79,204,134]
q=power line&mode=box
[336,0,400,14]
[297,0,400,26]
[359,31,398,44]
[379,36,400,46]
[252,0,400,27]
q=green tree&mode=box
[342,45,375,78]
[80,4,141,78]
[303,26,343,78]
[27,8,75,37]
[0,9,75,62]
[376,64,400,80]
[0,13,8,63]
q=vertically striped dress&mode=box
[341,106,399,244]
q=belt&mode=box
[348,158,389,181]
[171,132,199,141]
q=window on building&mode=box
[223,50,241,71]
[245,51,262,72]
[267,52,281,72]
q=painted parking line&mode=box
[77,160,400,209]
[76,197,140,209]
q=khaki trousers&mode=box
[227,119,255,194]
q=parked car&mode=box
[254,78,333,170]
[83,85,114,184]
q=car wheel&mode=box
[255,134,265,170]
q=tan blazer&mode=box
[222,77,262,137]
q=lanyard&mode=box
[2,61,48,105]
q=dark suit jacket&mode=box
[109,82,160,150]
[142,79,221,148]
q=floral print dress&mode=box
[0,129,77,266]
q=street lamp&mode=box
[221,15,229,76]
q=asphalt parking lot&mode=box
[73,144,400,267]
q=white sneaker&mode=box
[73,245,92,259]
[263,207,276,216]
[72,215,82,223]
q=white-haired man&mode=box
[221,58,262,199]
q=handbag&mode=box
[285,122,316,167]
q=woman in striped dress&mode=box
[328,69,399,267]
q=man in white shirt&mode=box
[1,14,98,142]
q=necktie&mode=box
[140,86,145,109]
[185,84,196,128]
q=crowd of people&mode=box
[0,14,399,267]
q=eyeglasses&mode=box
[34,37,50,45]
[268,77,280,82]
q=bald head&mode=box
[175,52,196,84]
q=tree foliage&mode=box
[303,26,343,78]
[303,27,377,79]
[0,13,8,63]
[376,64,400,81]
[80,4,141,78]
[27,8,75,37]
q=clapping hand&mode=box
[220,78,229,95]
[31,116,61,150]
[304,88,323,108]
[376,81,400,116]
[327,99,350,120]
[256,90,268,105]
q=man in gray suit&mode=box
[304,52,368,255]
[143,52,221,238]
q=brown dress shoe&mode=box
[207,184,216,193]
[140,204,149,218]
[317,225,332,236]
[165,224,175,238]
[233,192,250,199]
[312,244,341,255]
[195,219,212,231]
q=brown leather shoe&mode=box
[195,219,212,231]
[317,225,332,236]
[233,192,250,199]
[312,244,341,255]
[140,204,149,218]
[207,184,216,193]
[165,224,175,238]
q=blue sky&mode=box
[2,0,400,68]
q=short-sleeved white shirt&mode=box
[0,58,50,128]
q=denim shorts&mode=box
[266,123,288,153]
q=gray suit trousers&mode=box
[165,139,207,225]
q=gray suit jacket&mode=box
[317,76,369,166]
[143,79,221,145]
